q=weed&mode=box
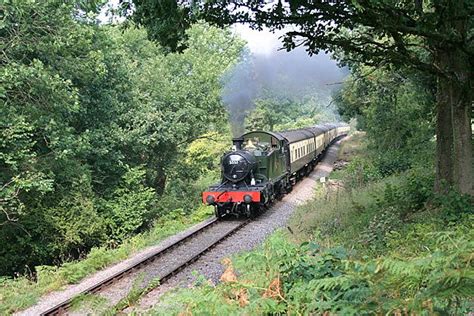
[69,293,107,312]
[106,274,147,314]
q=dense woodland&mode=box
[1,1,244,275]
[0,1,472,314]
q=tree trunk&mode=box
[435,74,454,193]
[450,49,473,195]
[434,48,473,196]
[433,0,473,196]
[452,94,473,195]
[147,162,167,195]
[450,0,473,195]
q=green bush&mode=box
[378,167,434,216]
[433,189,473,222]
[342,156,381,187]
[374,149,411,176]
[102,166,156,244]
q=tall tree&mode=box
[128,0,473,196]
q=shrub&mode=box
[433,189,473,222]
[102,166,156,244]
[374,149,411,176]
[343,156,381,187]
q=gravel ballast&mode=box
[69,220,247,314]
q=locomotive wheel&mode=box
[244,204,258,218]
[276,192,283,201]
[215,206,223,218]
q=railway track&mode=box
[40,218,249,316]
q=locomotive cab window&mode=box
[242,134,281,156]
[243,137,269,153]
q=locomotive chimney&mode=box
[232,137,244,150]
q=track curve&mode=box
[34,218,249,315]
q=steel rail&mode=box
[152,219,249,284]
[41,217,222,316]
[113,219,251,314]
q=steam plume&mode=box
[222,45,348,136]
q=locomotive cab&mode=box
[241,131,287,183]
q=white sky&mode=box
[232,24,287,56]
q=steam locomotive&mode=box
[202,123,350,218]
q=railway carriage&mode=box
[279,129,316,178]
[336,123,351,137]
[203,123,349,218]
[307,125,330,158]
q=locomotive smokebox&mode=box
[222,151,257,183]
[232,137,244,150]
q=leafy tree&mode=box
[112,23,243,193]
[1,0,113,272]
[245,98,292,131]
[129,0,474,196]
[335,66,435,175]
[102,167,155,243]
[158,131,231,214]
